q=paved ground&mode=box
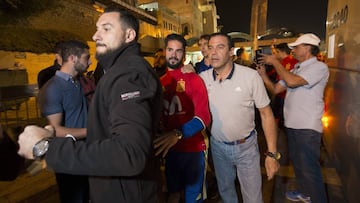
[0,128,347,203]
[264,128,346,203]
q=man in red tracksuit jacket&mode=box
[154,33,211,203]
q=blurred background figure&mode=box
[269,43,298,128]
[195,34,212,74]
[234,47,251,67]
[37,41,64,89]
[153,48,167,77]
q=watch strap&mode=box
[265,151,281,160]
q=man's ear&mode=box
[55,53,63,65]
[69,55,77,63]
[230,47,235,57]
[125,29,136,43]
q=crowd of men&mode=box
[15,7,328,203]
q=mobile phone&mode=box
[255,47,272,64]
[261,47,272,55]
[255,49,262,64]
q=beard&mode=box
[95,48,117,62]
[74,61,88,74]
[166,57,183,69]
[95,35,126,63]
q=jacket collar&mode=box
[97,41,140,72]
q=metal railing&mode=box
[0,84,46,130]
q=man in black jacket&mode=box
[37,41,63,89]
[18,8,162,203]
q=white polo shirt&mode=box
[200,63,270,142]
[279,57,329,133]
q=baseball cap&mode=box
[288,33,320,48]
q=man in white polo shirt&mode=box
[257,33,329,203]
[199,32,279,203]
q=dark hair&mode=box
[209,32,234,49]
[308,44,320,56]
[154,48,164,57]
[155,48,163,53]
[104,7,139,41]
[165,34,187,50]
[54,41,65,54]
[199,34,210,41]
[61,40,89,63]
[275,43,291,55]
[236,47,245,56]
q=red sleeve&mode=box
[188,73,211,127]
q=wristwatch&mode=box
[265,151,281,161]
[173,129,183,140]
[33,137,52,159]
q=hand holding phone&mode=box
[255,47,272,64]
[255,49,263,64]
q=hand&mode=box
[255,64,267,77]
[258,54,277,66]
[264,156,280,180]
[153,131,179,158]
[181,64,195,73]
[18,125,55,159]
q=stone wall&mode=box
[0,42,97,86]
[0,0,99,53]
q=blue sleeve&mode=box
[38,81,63,116]
[180,117,205,138]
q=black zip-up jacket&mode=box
[45,42,163,203]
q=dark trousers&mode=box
[55,173,89,203]
[286,128,328,203]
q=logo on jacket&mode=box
[121,91,140,101]
[176,79,185,92]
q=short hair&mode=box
[155,48,163,54]
[154,48,164,57]
[61,40,89,63]
[275,43,291,55]
[209,32,234,49]
[165,33,187,50]
[104,7,139,41]
[236,47,245,57]
[199,34,210,42]
[309,45,320,56]
[53,41,65,54]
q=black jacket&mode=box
[37,61,61,89]
[45,42,163,203]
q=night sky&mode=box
[215,0,328,39]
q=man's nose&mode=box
[92,31,100,42]
[170,51,177,57]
